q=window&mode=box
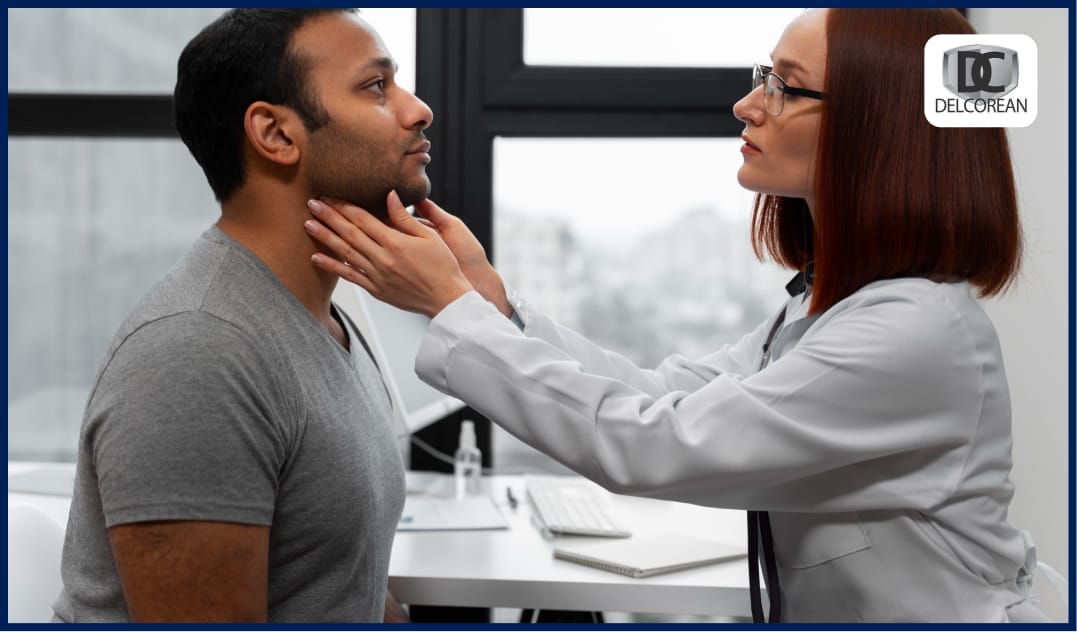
[8,9,228,93]
[493,137,788,366]
[8,140,219,461]
[7,9,415,94]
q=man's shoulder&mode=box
[124,228,228,317]
[101,232,277,370]
[119,229,275,340]
[125,310,258,354]
[91,312,270,407]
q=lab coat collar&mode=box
[785,262,815,297]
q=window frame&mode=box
[411,9,751,465]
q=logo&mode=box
[943,45,1019,99]
[924,34,1037,128]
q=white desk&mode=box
[391,473,752,617]
[8,464,755,618]
[8,462,75,526]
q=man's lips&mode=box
[406,140,431,155]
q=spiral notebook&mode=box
[553,533,746,579]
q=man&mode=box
[53,9,429,622]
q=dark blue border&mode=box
[28,625,1070,630]
[1067,1,1076,629]
[4,4,1076,631]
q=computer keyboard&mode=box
[524,475,632,538]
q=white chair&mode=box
[1036,561,1069,620]
[7,502,65,622]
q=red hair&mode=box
[751,9,1022,314]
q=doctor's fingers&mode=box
[304,218,377,276]
[311,250,377,295]
[311,197,398,247]
[305,198,385,254]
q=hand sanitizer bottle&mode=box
[454,420,482,498]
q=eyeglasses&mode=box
[752,63,825,116]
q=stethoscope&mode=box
[747,263,815,624]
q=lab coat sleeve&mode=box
[503,287,772,396]
[416,287,983,513]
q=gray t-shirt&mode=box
[54,226,405,622]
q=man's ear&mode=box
[243,101,304,166]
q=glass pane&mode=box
[8,9,228,93]
[359,8,416,94]
[8,140,220,461]
[492,137,791,472]
[8,8,416,94]
[524,9,805,68]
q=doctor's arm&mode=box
[414,289,982,512]
[306,195,767,395]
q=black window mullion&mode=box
[411,8,497,477]
[485,65,750,111]
[416,9,467,213]
[483,108,743,138]
[8,93,176,138]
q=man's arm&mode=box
[383,590,410,623]
[109,520,269,622]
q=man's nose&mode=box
[403,92,433,131]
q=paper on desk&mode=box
[397,495,509,531]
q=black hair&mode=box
[174,9,355,202]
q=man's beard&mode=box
[306,125,430,221]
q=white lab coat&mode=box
[415,277,1046,622]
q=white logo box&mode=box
[924,33,1038,128]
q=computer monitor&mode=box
[332,283,465,436]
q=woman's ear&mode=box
[243,101,304,166]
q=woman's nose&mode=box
[733,85,765,126]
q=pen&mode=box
[506,487,518,509]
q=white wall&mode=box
[968,8,1070,619]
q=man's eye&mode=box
[368,80,386,93]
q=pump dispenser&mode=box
[453,420,482,498]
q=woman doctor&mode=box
[303,8,1047,623]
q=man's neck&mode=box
[217,187,345,346]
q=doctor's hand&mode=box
[305,191,474,318]
[411,199,513,318]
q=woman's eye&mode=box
[368,80,386,93]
